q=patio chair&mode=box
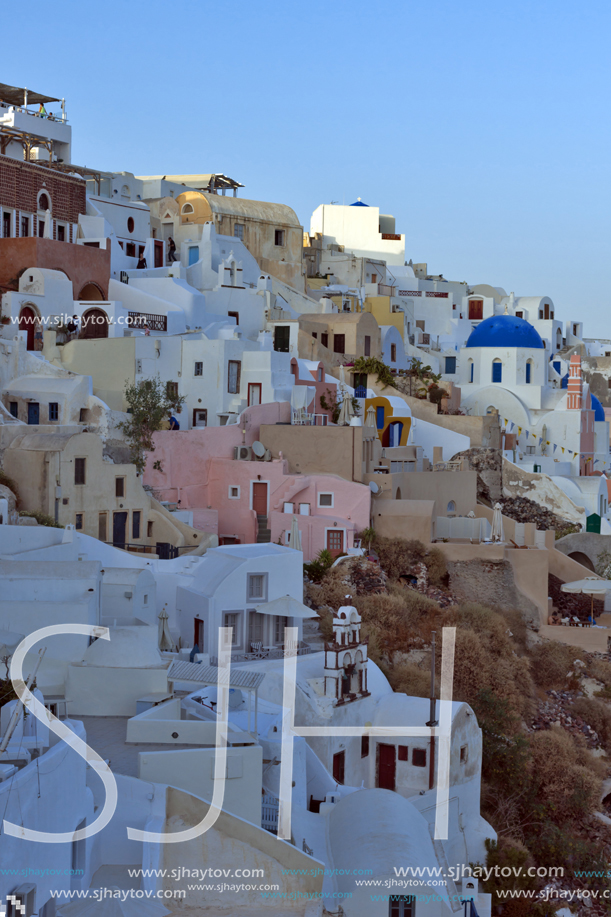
[246,641,268,659]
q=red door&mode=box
[326,529,344,557]
[333,750,345,784]
[252,482,268,516]
[377,743,396,790]
[193,618,204,651]
[19,306,36,350]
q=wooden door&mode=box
[154,240,163,268]
[19,306,36,351]
[27,402,39,425]
[252,482,267,515]
[326,529,344,556]
[112,511,128,547]
[377,743,396,790]
[332,750,345,784]
[193,618,204,652]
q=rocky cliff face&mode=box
[450,446,502,503]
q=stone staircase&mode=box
[256,514,271,544]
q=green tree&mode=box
[118,377,185,474]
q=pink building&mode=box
[144,402,370,560]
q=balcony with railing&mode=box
[291,410,329,425]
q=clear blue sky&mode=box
[4,0,611,327]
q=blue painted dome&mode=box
[591,394,605,422]
[350,199,368,207]
[466,314,545,349]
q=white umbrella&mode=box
[289,516,302,551]
[57,892,169,917]
[490,503,504,542]
[561,577,610,619]
[365,405,377,428]
[158,605,174,652]
[338,392,355,426]
[255,595,319,619]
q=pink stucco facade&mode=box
[143,401,370,560]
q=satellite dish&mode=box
[252,441,265,458]
[369,481,380,495]
[264,449,272,462]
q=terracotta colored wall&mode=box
[0,238,110,299]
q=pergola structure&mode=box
[166,660,265,738]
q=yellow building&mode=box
[172,191,305,291]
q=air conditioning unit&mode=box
[233,446,253,461]
[8,884,36,917]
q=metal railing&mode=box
[291,411,328,426]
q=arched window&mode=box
[181,203,194,215]
[492,359,502,383]
[447,501,456,514]
[127,217,134,233]
[525,360,533,384]
[38,192,50,211]
[468,359,474,383]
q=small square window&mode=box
[194,362,203,376]
[229,486,240,499]
[75,513,83,531]
[361,736,369,758]
[274,229,285,246]
[126,242,136,257]
[143,593,148,605]
[412,748,427,767]
[460,744,468,764]
[318,493,333,507]
[166,381,179,398]
[9,402,18,418]
[233,224,244,241]
[48,402,59,421]
[115,477,125,497]
[398,745,408,761]
[74,457,86,485]
[147,521,153,538]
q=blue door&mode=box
[376,406,385,429]
[188,246,199,266]
[27,402,39,425]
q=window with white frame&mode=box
[247,573,267,602]
[318,492,334,508]
[229,485,240,499]
[224,612,240,645]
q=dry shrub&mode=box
[356,591,440,661]
[305,568,352,614]
[530,728,602,823]
[373,537,426,581]
[452,627,532,718]
[424,546,448,587]
[386,659,431,698]
[589,657,611,687]
[529,642,584,690]
[571,696,611,753]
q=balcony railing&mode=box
[128,311,168,332]
[291,411,328,425]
